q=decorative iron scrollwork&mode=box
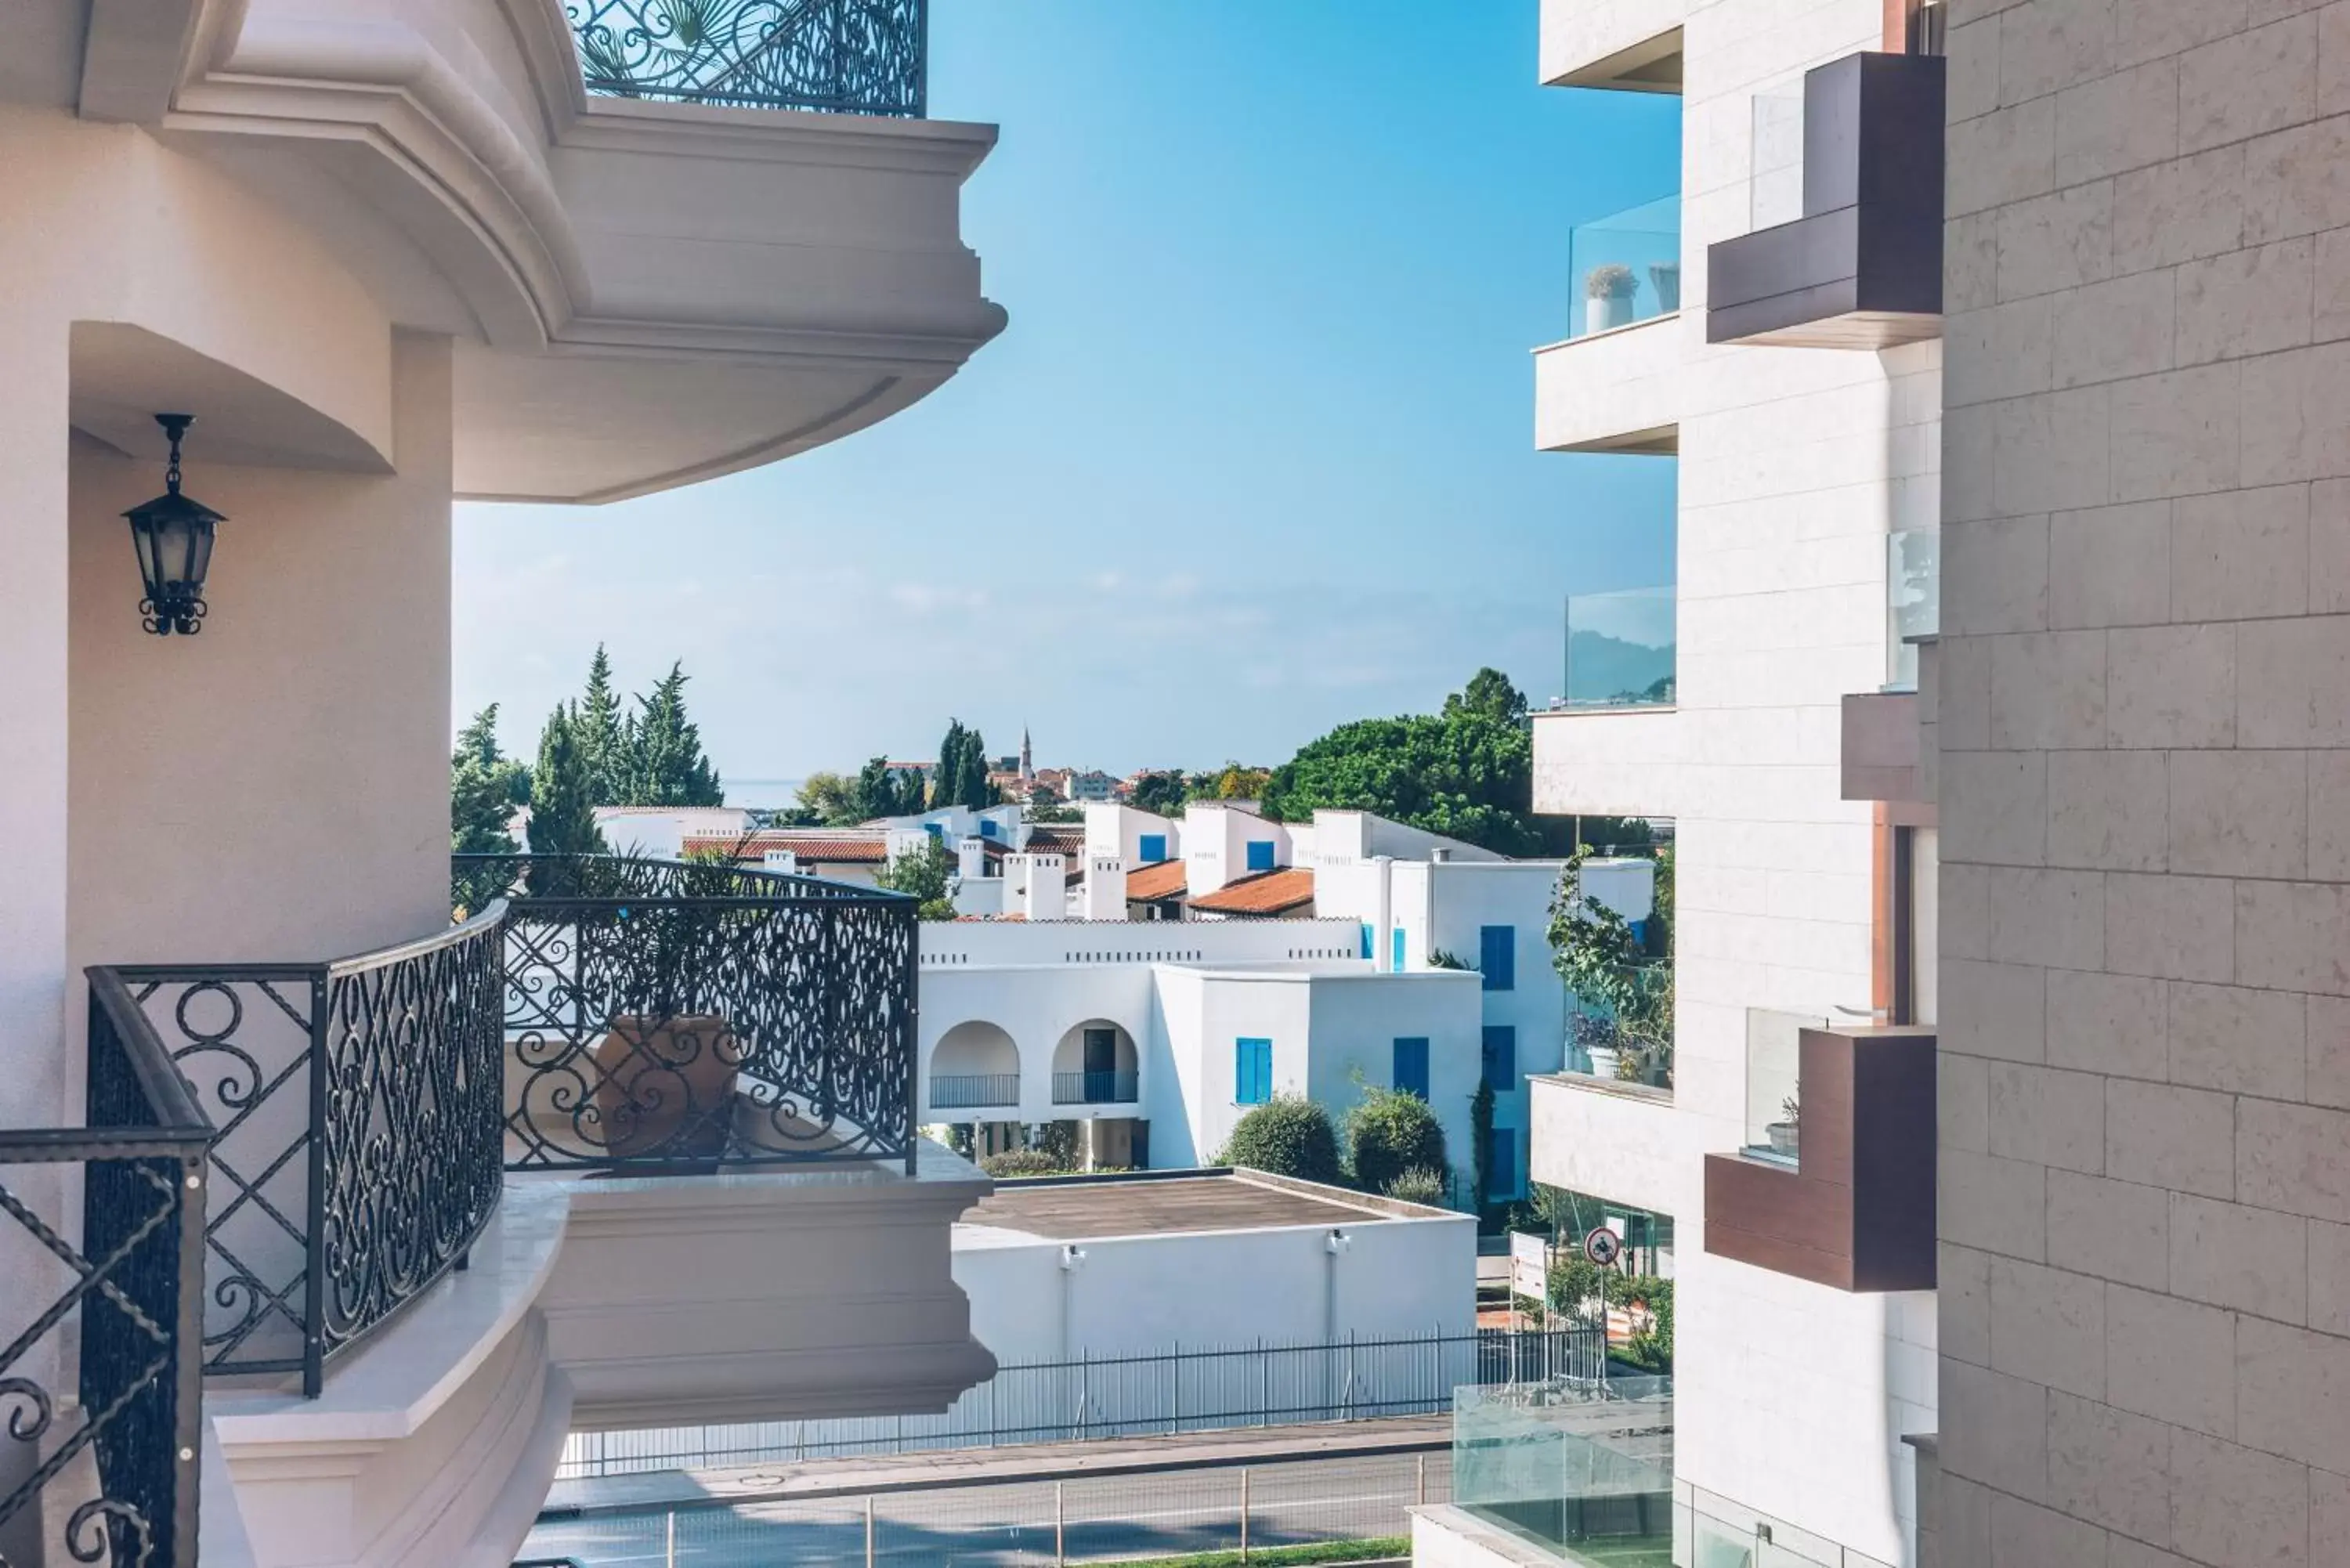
[568,0,927,115]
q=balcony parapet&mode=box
[572,0,929,116]
[1706,53,1947,349]
[1703,1024,1936,1292]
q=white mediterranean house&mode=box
[914,805,1654,1198]
[0,3,1002,1566]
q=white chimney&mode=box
[1083,854,1126,920]
[958,838,989,880]
[763,850,800,876]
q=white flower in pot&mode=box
[1584,263,1640,334]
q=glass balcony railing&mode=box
[1563,587,1677,711]
[1744,1007,1828,1165]
[1567,195,1683,339]
[1886,527,1940,692]
[1454,1378,1676,1565]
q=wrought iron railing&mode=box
[108,904,508,1396]
[568,0,927,116]
[1053,1069,1138,1106]
[928,1072,1019,1110]
[463,854,920,1175]
[0,974,213,1565]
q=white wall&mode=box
[1084,802,1180,867]
[1182,803,1288,897]
[596,807,750,860]
[955,1199,1476,1363]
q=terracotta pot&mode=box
[591,1013,742,1160]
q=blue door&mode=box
[1360,923,1375,959]
[1393,1037,1430,1099]
[1487,1130,1520,1198]
[1235,1038,1273,1104]
[1482,1024,1517,1089]
[1480,925,1516,991]
[1391,927,1407,972]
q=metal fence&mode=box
[530,1452,1445,1568]
[560,1328,1603,1480]
[104,903,508,1396]
[0,972,215,1567]
[460,853,920,1175]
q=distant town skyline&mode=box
[451,0,1679,779]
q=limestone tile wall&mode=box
[1938,1,2350,1563]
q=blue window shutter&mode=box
[1236,1039,1272,1104]
[1480,926,1516,991]
[1360,923,1375,960]
[1482,1025,1517,1088]
[1391,927,1407,972]
[980,820,998,840]
[1393,1038,1430,1099]
[926,822,943,839]
[1246,840,1276,873]
[1140,834,1167,863]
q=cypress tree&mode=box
[528,703,607,865]
[575,644,627,805]
[621,663,724,807]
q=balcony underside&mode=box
[69,0,1003,504]
[1707,208,1942,350]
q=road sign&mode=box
[1582,1225,1623,1268]
[1509,1231,1549,1300]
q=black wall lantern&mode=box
[123,414,224,636]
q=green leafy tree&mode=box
[575,645,628,805]
[619,663,723,806]
[876,834,959,919]
[1130,771,1190,818]
[1220,1096,1343,1186]
[1347,1086,1448,1196]
[1216,764,1271,800]
[796,771,863,826]
[1261,712,1538,855]
[526,704,608,876]
[1442,667,1529,728]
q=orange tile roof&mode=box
[683,832,887,864]
[1123,860,1191,901]
[1188,867,1315,916]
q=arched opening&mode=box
[1050,1020,1138,1105]
[929,1021,1021,1111]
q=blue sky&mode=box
[454,0,1680,793]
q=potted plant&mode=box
[1585,263,1640,333]
[1574,1013,1623,1081]
[1649,262,1681,313]
[588,900,744,1161]
[1766,1094,1800,1158]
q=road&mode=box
[523,1450,1451,1568]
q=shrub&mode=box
[1347,1086,1447,1196]
[1220,1096,1343,1186]
[1382,1167,1449,1206]
[1546,1255,1606,1324]
[980,1149,1065,1178]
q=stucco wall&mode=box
[67,333,454,973]
[955,1204,1477,1364]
